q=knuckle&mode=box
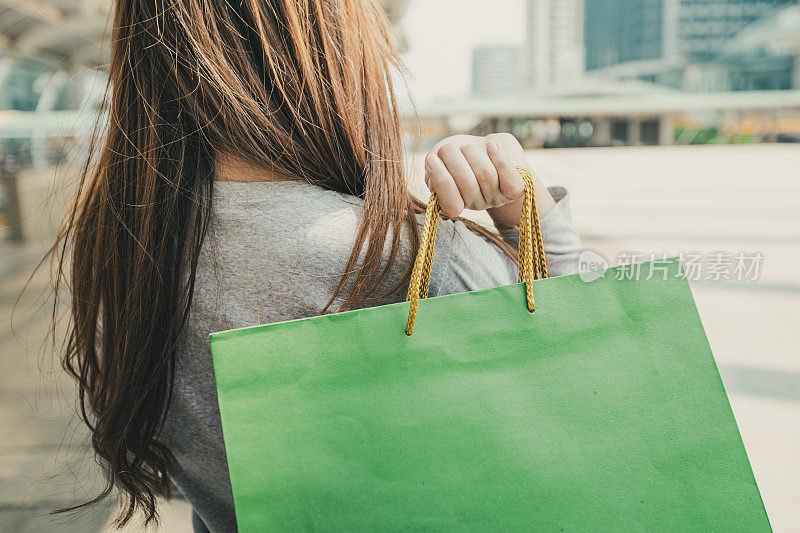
[458,142,479,155]
[429,171,450,189]
[437,143,455,158]
[440,203,462,218]
[493,155,512,168]
[472,164,495,183]
[506,180,525,198]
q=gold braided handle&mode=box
[405,166,548,335]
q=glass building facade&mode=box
[585,0,665,71]
[679,0,797,63]
[585,0,798,90]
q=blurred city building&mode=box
[0,0,409,167]
[525,0,585,90]
[0,0,108,165]
[472,46,522,96]
[584,0,668,77]
[3,0,800,161]
[703,4,800,92]
[435,0,800,149]
[584,0,799,91]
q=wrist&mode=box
[487,199,523,228]
[487,184,556,228]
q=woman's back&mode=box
[162,179,581,532]
[49,0,584,528]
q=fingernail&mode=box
[427,154,442,171]
[487,140,499,155]
[425,154,436,171]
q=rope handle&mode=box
[405,166,548,335]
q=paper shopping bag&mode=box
[210,171,769,532]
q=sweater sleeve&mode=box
[429,187,583,298]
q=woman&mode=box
[51,0,582,531]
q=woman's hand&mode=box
[424,133,555,228]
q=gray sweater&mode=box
[161,180,583,532]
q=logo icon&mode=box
[578,250,609,282]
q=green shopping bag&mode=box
[210,170,769,532]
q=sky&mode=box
[398,0,525,104]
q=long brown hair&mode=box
[49,0,514,526]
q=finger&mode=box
[430,134,482,155]
[487,132,519,151]
[425,153,464,218]
[487,140,525,200]
[437,143,484,210]
[424,156,432,190]
[460,143,502,207]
